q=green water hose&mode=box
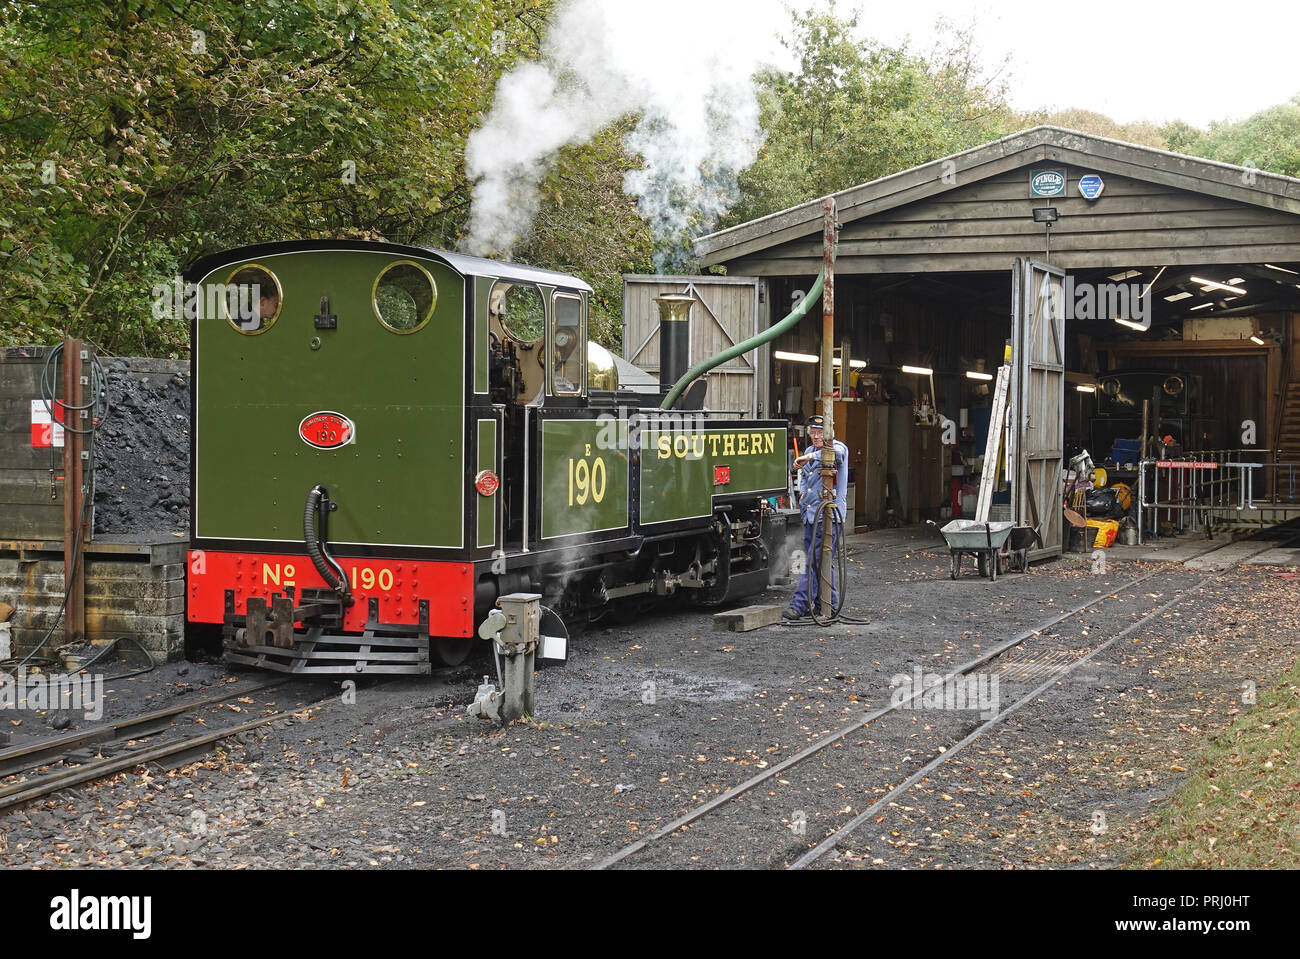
[659,254,834,411]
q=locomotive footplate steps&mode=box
[224,593,433,674]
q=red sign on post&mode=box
[30,399,65,448]
[1156,461,1218,469]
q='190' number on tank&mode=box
[568,454,607,505]
[349,566,394,591]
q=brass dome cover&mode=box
[587,341,620,392]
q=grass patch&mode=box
[1127,661,1300,868]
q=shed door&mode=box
[622,277,760,415]
[1010,258,1064,560]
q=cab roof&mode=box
[184,239,593,293]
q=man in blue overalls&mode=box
[785,414,849,619]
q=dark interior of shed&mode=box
[764,262,1300,527]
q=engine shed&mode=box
[693,126,1300,557]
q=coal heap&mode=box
[92,360,191,536]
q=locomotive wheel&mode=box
[432,635,475,667]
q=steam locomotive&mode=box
[184,240,790,672]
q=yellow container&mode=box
[1086,518,1119,548]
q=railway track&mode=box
[595,526,1299,869]
[0,677,323,814]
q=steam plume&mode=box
[464,0,782,271]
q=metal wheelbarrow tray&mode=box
[939,520,1015,581]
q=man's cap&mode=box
[808,415,824,429]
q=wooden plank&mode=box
[0,432,92,463]
[0,471,65,505]
[1049,145,1300,216]
[776,224,1300,259]
[624,274,762,286]
[842,207,1297,241]
[712,604,782,631]
[975,365,1012,522]
[0,570,186,596]
[0,538,186,560]
[869,192,1273,224]
[1099,339,1273,356]
[0,505,64,540]
[699,148,1041,264]
[727,242,1300,276]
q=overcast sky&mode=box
[749,0,1300,128]
[733,0,1300,128]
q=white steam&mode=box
[464,0,785,271]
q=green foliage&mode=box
[1,0,1295,361]
[0,0,545,355]
[726,5,1019,226]
[1023,108,1170,150]
[1161,96,1300,178]
[514,119,654,349]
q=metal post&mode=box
[62,338,86,646]
[1137,458,1145,545]
[819,198,837,619]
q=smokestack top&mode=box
[654,294,694,318]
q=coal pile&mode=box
[92,359,191,536]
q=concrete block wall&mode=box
[0,540,186,664]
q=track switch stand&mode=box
[468,592,540,723]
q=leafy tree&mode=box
[515,120,654,347]
[0,0,545,355]
[1023,108,1169,149]
[725,4,1018,226]
[1162,96,1300,178]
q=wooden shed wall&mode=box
[622,276,763,415]
[0,349,70,540]
[723,166,1300,276]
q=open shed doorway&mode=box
[765,269,1014,534]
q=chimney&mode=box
[654,294,693,394]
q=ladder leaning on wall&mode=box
[974,364,1012,523]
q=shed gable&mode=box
[724,165,1300,275]
[698,126,1300,275]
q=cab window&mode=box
[550,293,584,396]
[224,265,282,334]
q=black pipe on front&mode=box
[304,484,352,602]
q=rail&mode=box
[1136,449,1300,543]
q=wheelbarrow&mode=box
[938,519,1014,580]
[1003,524,1043,573]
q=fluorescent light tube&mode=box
[1190,276,1247,295]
